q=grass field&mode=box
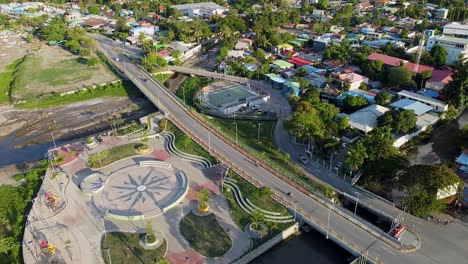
[152,73,172,84]
[179,213,231,257]
[88,143,145,168]
[102,232,167,264]
[0,59,22,103]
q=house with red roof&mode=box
[425,70,453,91]
[367,53,434,74]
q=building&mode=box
[171,2,227,17]
[334,72,369,90]
[390,99,433,116]
[234,38,253,50]
[425,70,453,91]
[348,104,389,133]
[367,53,434,73]
[397,90,448,112]
[434,8,449,20]
[129,26,155,37]
[425,23,468,65]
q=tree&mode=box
[401,28,409,38]
[65,39,80,52]
[300,87,320,106]
[87,57,99,67]
[250,209,265,230]
[342,82,351,91]
[297,67,308,77]
[40,17,67,41]
[80,49,91,57]
[259,186,272,198]
[181,135,191,148]
[430,45,448,66]
[375,92,391,106]
[88,5,99,15]
[146,221,157,243]
[387,66,413,87]
[345,142,367,171]
[88,150,110,167]
[197,188,210,209]
[282,152,290,163]
[138,32,146,44]
[361,126,397,162]
[362,59,384,81]
[316,0,329,10]
[336,115,349,131]
[400,164,463,217]
[378,109,417,133]
[343,95,369,112]
[443,60,468,108]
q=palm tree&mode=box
[197,188,211,210]
[250,209,265,230]
[345,142,368,172]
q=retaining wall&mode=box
[233,223,299,264]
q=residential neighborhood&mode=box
[0,1,467,264]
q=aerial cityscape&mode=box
[0,0,467,263]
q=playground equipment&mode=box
[40,241,56,254]
[44,192,59,211]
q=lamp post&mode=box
[185,256,189,264]
[354,192,360,215]
[104,246,112,264]
[233,122,238,145]
[293,201,298,221]
[257,122,263,143]
[326,204,334,239]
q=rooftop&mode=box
[397,90,447,108]
[443,22,468,31]
[390,99,433,116]
[171,2,225,10]
[337,72,368,83]
[427,70,453,84]
[368,53,407,67]
[432,35,468,45]
[348,104,389,133]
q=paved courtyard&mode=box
[22,124,251,264]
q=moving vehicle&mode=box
[297,154,309,165]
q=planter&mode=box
[197,204,210,214]
[84,137,96,148]
[144,234,159,247]
[246,223,269,239]
[136,145,150,154]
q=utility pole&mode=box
[326,204,334,239]
[354,192,360,215]
[293,201,298,221]
[179,202,183,219]
[233,122,238,145]
[208,132,211,154]
[257,122,263,143]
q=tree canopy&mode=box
[375,91,392,106]
[430,45,448,66]
[378,109,417,133]
[443,60,468,108]
[387,66,413,87]
[342,95,369,113]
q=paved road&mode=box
[92,35,448,264]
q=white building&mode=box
[129,26,155,38]
[171,2,227,17]
[348,104,389,133]
[425,23,468,65]
[397,90,448,112]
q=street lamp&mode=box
[233,122,238,145]
[354,192,360,215]
[257,122,263,143]
[104,246,112,264]
[326,204,335,239]
[185,256,189,264]
[293,201,298,221]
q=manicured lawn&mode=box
[16,81,139,109]
[179,213,232,257]
[164,120,217,163]
[102,232,167,264]
[0,59,22,103]
[88,143,145,168]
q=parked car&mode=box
[334,161,343,171]
[251,105,261,110]
[297,154,309,165]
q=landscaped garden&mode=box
[222,170,293,247]
[101,232,167,264]
[87,143,148,168]
[114,120,148,136]
[179,213,232,257]
[158,119,217,163]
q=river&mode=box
[251,229,352,264]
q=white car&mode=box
[251,105,261,110]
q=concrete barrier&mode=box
[139,160,171,168]
[233,223,299,264]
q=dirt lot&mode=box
[0,97,156,148]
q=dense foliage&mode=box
[0,160,48,263]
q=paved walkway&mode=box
[23,132,251,264]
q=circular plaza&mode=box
[92,164,188,219]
